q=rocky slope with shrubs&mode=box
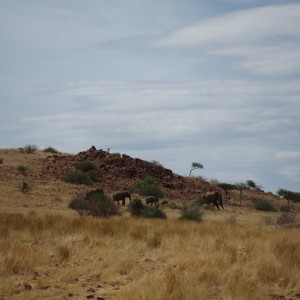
[38,146,297,210]
[0,146,298,211]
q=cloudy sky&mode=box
[1,0,300,193]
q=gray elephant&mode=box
[146,195,159,207]
[113,191,131,206]
[203,191,224,210]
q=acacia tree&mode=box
[218,183,236,203]
[189,162,204,177]
[277,188,300,207]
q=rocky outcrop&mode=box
[42,146,210,201]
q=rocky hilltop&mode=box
[42,146,212,202]
[39,146,290,208]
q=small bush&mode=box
[20,182,30,193]
[63,171,93,185]
[128,198,167,219]
[69,193,119,218]
[75,160,97,172]
[88,193,119,218]
[0,158,3,164]
[22,144,39,154]
[180,203,204,222]
[141,206,167,219]
[68,197,89,216]
[254,200,277,212]
[128,198,144,216]
[16,164,28,176]
[276,212,296,226]
[43,146,59,153]
[135,176,164,198]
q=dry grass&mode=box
[1,148,300,299]
[0,212,299,300]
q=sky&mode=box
[1,0,300,193]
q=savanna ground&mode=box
[0,149,300,300]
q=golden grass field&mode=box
[0,149,300,300]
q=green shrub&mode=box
[43,146,59,153]
[128,198,144,216]
[68,197,89,216]
[135,176,164,198]
[254,199,277,212]
[88,193,119,218]
[69,193,119,218]
[63,171,93,185]
[16,164,28,176]
[180,203,203,222]
[75,160,97,172]
[128,198,166,219]
[141,206,167,219]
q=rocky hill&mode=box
[39,146,295,209]
[0,146,297,210]
[41,146,211,203]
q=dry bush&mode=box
[276,212,297,226]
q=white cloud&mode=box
[11,79,299,151]
[276,151,300,161]
[155,3,300,76]
[279,166,300,182]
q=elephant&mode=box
[146,195,159,207]
[113,191,131,206]
[203,191,224,210]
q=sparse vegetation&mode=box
[20,144,39,154]
[135,176,164,198]
[63,171,93,185]
[43,146,59,153]
[75,160,97,172]
[254,199,277,212]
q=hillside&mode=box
[0,146,298,213]
[0,147,300,300]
